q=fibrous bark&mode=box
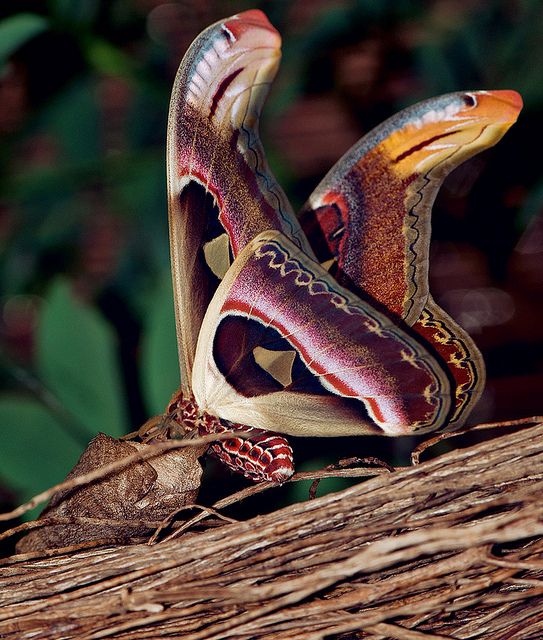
[1,419,542,639]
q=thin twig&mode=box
[0,430,247,522]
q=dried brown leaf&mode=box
[16,433,204,551]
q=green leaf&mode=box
[285,459,354,503]
[0,13,49,67]
[140,274,180,416]
[0,395,83,505]
[37,77,101,164]
[36,279,127,438]
[414,42,458,97]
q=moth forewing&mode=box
[167,11,314,398]
[300,90,522,327]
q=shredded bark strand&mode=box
[1,419,542,639]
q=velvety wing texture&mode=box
[167,10,313,394]
[299,90,522,427]
[193,231,453,437]
[300,90,522,323]
[412,298,485,428]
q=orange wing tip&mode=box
[226,10,279,38]
[473,90,523,124]
[486,89,523,111]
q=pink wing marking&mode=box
[168,9,313,393]
[214,232,452,434]
[171,9,312,258]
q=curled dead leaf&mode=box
[16,432,205,552]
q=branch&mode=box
[1,418,542,639]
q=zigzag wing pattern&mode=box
[193,231,453,437]
[299,90,522,426]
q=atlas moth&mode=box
[164,9,522,483]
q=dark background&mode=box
[1,0,542,520]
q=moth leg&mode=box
[136,414,173,443]
[200,421,294,484]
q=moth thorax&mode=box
[198,411,225,436]
[167,394,201,432]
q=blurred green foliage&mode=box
[37,279,127,439]
[0,13,49,67]
[0,0,542,512]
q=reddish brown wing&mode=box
[299,91,522,323]
[168,10,314,395]
[299,90,522,426]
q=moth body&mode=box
[168,392,294,483]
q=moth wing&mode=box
[168,10,313,395]
[299,90,521,427]
[192,231,453,437]
[412,298,485,428]
[299,90,522,323]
